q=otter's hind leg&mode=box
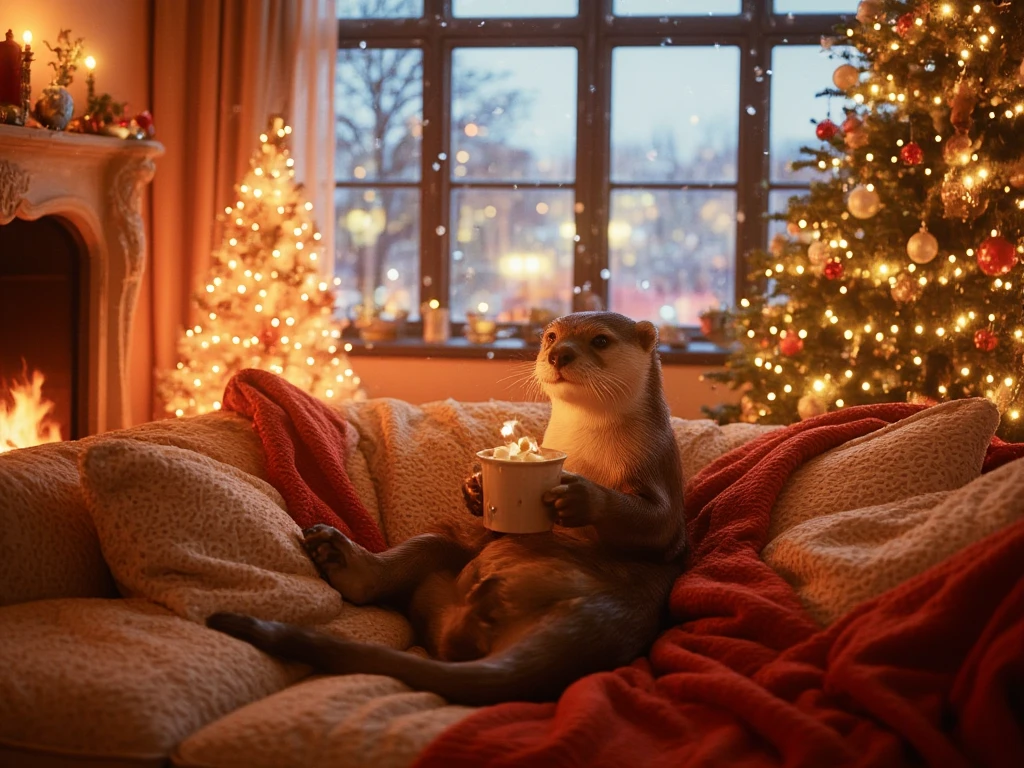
[207,597,622,706]
[302,525,480,606]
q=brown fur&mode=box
[208,311,687,706]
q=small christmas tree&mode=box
[705,0,1024,440]
[159,116,364,417]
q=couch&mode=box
[1,394,1021,767]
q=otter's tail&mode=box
[207,607,615,706]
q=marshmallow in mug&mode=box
[491,436,546,462]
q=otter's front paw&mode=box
[462,469,484,517]
[542,472,599,528]
[301,524,380,605]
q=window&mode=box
[334,0,854,349]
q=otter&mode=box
[208,311,687,706]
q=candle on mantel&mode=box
[84,55,96,103]
[0,30,21,107]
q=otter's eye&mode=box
[545,331,557,344]
[591,334,610,349]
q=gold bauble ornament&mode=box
[807,240,830,266]
[890,273,922,303]
[943,131,973,165]
[832,64,860,91]
[847,185,881,219]
[941,174,987,221]
[906,227,939,264]
[856,0,882,24]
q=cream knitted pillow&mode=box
[79,439,342,625]
[768,397,999,541]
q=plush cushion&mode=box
[0,412,267,608]
[672,418,780,480]
[768,398,999,540]
[78,439,342,625]
[173,674,474,768]
[764,456,1024,625]
[0,598,305,767]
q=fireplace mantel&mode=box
[0,124,163,435]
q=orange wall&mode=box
[351,357,734,419]
[6,0,155,426]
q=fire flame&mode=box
[0,370,63,453]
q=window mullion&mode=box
[420,32,446,311]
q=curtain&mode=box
[148,0,335,418]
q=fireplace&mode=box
[0,216,86,448]
[0,124,162,446]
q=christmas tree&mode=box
[705,0,1024,440]
[159,116,364,417]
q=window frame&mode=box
[336,0,851,360]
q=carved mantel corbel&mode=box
[0,159,31,224]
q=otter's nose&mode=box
[548,345,576,369]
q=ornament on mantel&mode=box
[832,64,860,91]
[823,260,845,280]
[33,28,84,131]
[900,141,923,165]
[815,119,838,141]
[847,185,881,219]
[974,329,999,352]
[890,273,922,303]
[976,236,1017,276]
[907,226,939,264]
[797,394,826,420]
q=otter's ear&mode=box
[635,321,658,352]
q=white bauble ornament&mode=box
[856,0,882,24]
[847,185,881,219]
[906,227,939,264]
[807,241,830,265]
[798,394,826,420]
[832,64,860,91]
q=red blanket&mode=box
[223,369,386,553]
[414,403,1024,768]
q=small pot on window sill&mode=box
[465,312,497,344]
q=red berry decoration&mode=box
[976,236,1018,276]
[823,260,845,280]
[779,335,804,357]
[974,329,998,352]
[815,119,838,141]
[900,141,923,165]
[895,12,917,38]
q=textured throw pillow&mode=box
[79,439,342,625]
[174,674,474,768]
[0,598,305,767]
[764,456,1024,625]
[769,397,999,541]
[672,418,780,481]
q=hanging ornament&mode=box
[974,329,999,352]
[1008,159,1024,190]
[847,185,881,219]
[842,115,868,149]
[890,273,922,303]
[1018,58,1024,87]
[949,79,978,133]
[856,0,882,24]
[823,260,845,280]
[943,131,973,165]
[900,141,923,165]
[786,221,802,236]
[770,233,788,258]
[907,226,938,264]
[941,174,986,221]
[894,12,918,39]
[976,236,1017,276]
[832,65,860,91]
[815,119,838,141]
[807,240,830,266]
[779,335,804,357]
[797,394,826,420]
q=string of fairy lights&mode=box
[159,118,364,416]
[729,0,1023,428]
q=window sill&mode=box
[342,336,731,365]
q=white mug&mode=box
[475,448,567,534]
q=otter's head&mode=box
[534,311,658,409]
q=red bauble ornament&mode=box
[976,236,1017,276]
[823,260,845,280]
[815,119,838,141]
[899,141,923,165]
[779,335,804,357]
[894,12,917,38]
[974,329,998,352]
[135,110,153,130]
